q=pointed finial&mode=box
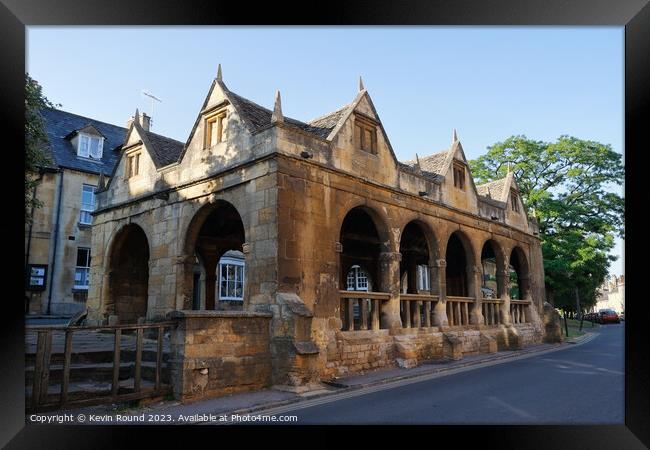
[452,128,458,143]
[507,161,512,173]
[98,172,106,191]
[359,76,365,92]
[271,90,284,124]
[217,64,223,82]
[414,153,422,174]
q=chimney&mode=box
[139,112,151,131]
[127,111,151,131]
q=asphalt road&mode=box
[269,324,624,425]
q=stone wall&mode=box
[168,310,272,402]
[324,330,395,378]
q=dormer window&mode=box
[511,189,520,213]
[453,162,465,190]
[354,115,377,155]
[205,109,227,148]
[78,133,104,159]
[125,151,141,179]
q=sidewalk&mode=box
[31,330,597,424]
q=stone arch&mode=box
[183,200,246,310]
[508,245,531,300]
[105,223,150,324]
[479,238,507,299]
[336,200,392,253]
[338,205,390,291]
[399,220,438,295]
[444,229,476,297]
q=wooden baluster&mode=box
[134,328,143,393]
[155,327,163,391]
[32,330,52,411]
[424,301,431,327]
[446,301,452,326]
[413,302,421,328]
[360,299,368,330]
[372,299,380,330]
[112,329,121,398]
[456,302,462,326]
[60,329,73,407]
[463,302,469,326]
[347,299,355,331]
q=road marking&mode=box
[216,332,602,422]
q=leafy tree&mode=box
[469,135,624,313]
[25,74,58,224]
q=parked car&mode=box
[598,309,620,324]
[481,287,495,299]
[619,312,625,321]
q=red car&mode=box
[598,309,620,324]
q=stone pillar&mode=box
[175,254,197,311]
[432,259,448,327]
[470,264,485,326]
[379,252,402,331]
[497,269,512,325]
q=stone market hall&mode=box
[87,67,555,400]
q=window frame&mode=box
[510,189,520,213]
[204,109,228,149]
[353,115,378,155]
[218,256,245,301]
[417,264,430,292]
[77,133,104,159]
[74,247,91,290]
[453,162,466,190]
[79,184,96,225]
[125,150,141,179]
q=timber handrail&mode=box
[400,293,439,301]
[446,296,475,303]
[339,290,390,300]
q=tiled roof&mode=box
[224,87,334,139]
[400,150,450,182]
[39,108,127,176]
[476,177,508,201]
[140,128,184,168]
[307,104,352,138]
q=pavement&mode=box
[28,327,603,425]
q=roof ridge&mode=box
[142,128,185,145]
[42,107,127,130]
[307,103,352,124]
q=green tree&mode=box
[25,74,57,224]
[469,135,624,313]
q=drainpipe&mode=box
[46,169,64,315]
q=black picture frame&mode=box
[3,0,647,447]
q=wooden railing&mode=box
[446,296,474,326]
[482,299,504,326]
[510,300,530,324]
[26,321,175,412]
[339,290,390,331]
[400,294,439,328]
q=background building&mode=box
[596,275,625,313]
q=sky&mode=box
[26,26,624,276]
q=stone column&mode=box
[175,255,198,311]
[379,252,402,331]
[469,264,485,326]
[432,259,448,327]
[497,269,512,325]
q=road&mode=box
[261,324,624,424]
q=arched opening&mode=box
[480,240,505,299]
[339,207,385,330]
[187,201,245,310]
[509,247,530,300]
[399,222,431,295]
[445,232,473,297]
[107,224,150,324]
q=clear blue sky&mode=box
[26,26,624,276]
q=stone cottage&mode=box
[87,67,552,400]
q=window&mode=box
[511,190,520,212]
[77,134,104,159]
[74,248,91,289]
[79,184,96,225]
[417,265,430,291]
[126,152,141,179]
[354,117,377,154]
[205,110,227,148]
[346,265,370,291]
[453,163,465,190]
[218,257,244,301]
